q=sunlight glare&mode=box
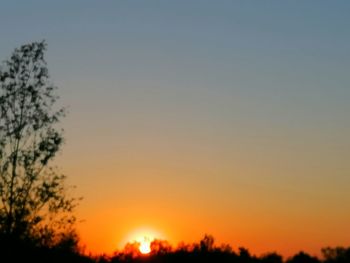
[139,237,151,254]
[122,227,165,254]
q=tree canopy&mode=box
[0,41,78,247]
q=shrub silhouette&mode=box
[322,247,350,263]
[261,252,283,263]
[286,251,320,263]
[105,235,350,263]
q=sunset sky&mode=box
[1,0,350,257]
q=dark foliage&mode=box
[322,247,350,263]
[0,41,80,259]
[1,233,349,263]
[100,235,348,263]
[286,251,320,263]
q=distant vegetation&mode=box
[1,42,349,262]
[1,232,350,263]
[98,235,350,263]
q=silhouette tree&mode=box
[286,251,320,263]
[150,239,172,255]
[261,252,283,263]
[322,247,350,263]
[199,234,215,252]
[238,247,255,263]
[0,41,78,247]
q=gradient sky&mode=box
[1,0,350,257]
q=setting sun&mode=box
[139,237,151,254]
[123,227,162,246]
[121,227,163,255]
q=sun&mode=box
[139,236,151,254]
[122,227,165,254]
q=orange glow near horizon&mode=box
[76,200,350,258]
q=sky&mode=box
[1,0,350,257]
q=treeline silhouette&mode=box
[1,233,350,263]
[100,235,350,263]
[0,235,350,263]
